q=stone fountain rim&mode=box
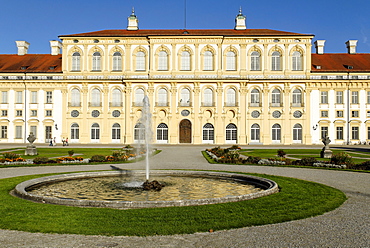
[13,170,279,209]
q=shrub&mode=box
[68,150,74,156]
[33,157,50,164]
[299,157,317,166]
[90,155,106,162]
[330,152,353,167]
[245,156,261,164]
[354,161,370,170]
[3,152,20,160]
[277,149,286,158]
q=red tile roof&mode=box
[311,53,370,72]
[0,54,62,73]
[59,29,312,38]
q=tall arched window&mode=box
[181,51,191,71]
[136,51,145,71]
[292,89,302,107]
[226,51,236,71]
[112,123,121,140]
[226,123,237,143]
[71,88,81,107]
[292,51,302,71]
[203,88,213,106]
[72,52,81,71]
[250,89,260,106]
[226,88,236,106]
[134,123,145,142]
[92,52,101,71]
[272,124,281,142]
[112,89,122,107]
[271,89,281,107]
[204,51,214,71]
[293,123,302,143]
[135,88,145,106]
[157,88,168,106]
[71,123,79,140]
[157,123,168,142]
[91,88,101,107]
[112,52,122,71]
[251,51,260,71]
[158,51,168,70]
[271,51,281,71]
[203,123,214,143]
[91,123,100,140]
[180,88,190,106]
[251,124,260,142]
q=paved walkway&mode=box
[0,145,369,247]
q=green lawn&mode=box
[0,171,346,236]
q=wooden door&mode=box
[179,119,192,143]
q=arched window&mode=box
[203,88,213,106]
[113,52,122,71]
[136,51,145,71]
[91,88,101,107]
[271,89,281,107]
[72,52,80,71]
[226,88,236,107]
[157,123,168,142]
[250,89,260,106]
[71,88,80,107]
[181,51,191,71]
[91,123,100,140]
[271,51,281,71]
[157,88,168,106]
[92,52,101,71]
[71,123,79,140]
[292,51,302,71]
[251,51,260,71]
[251,124,260,142]
[112,123,121,140]
[134,123,145,141]
[135,88,145,106]
[292,89,302,107]
[293,123,302,142]
[226,123,237,142]
[203,123,214,143]
[226,51,236,71]
[158,51,168,70]
[272,124,281,142]
[180,88,190,106]
[112,89,122,107]
[204,51,214,71]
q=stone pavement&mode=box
[0,144,369,247]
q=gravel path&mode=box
[0,145,369,248]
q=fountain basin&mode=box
[13,171,279,209]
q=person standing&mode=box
[66,137,69,146]
[53,137,56,146]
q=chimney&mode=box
[314,40,325,54]
[15,41,30,55]
[50,40,62,55]
[346,40,358,54]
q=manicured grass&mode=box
[0,171,346,236]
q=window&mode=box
[251,51,260,71]
[71,89,81,107]
[15,126,22,139]
[251,124,260,142]
[72,52,81,71]
[226,51,236,71]
[321,126,328,139]
[181,51,190,71]
[112,52,122,71]
[336,91,343,104]
[135,88,145,106]
[71,123,79,139]
[16,91,23,103]
[30,126,37,137]
[136,51,146,71]
[336,127,343,140]
[1,126,7,138]
[321,111,328,117]
[321,91,328,104]
[367,91,370,104]
[1,110,7,116]
[46,110,52,116]
[91,123,100,140]
[352,111,359,117]
[292,51,302,71]
[31,91,37,103]
[250,89,260,106]
[226,123,237,141]
[91,89,101,107]
[111,89,122,107]
[31,110,37,116]
[292,89,302,106]
[368,127,370,140]
[1,91,8,103]
[226,88,236,107]
[272,124,281,142]
[271,89,281,106]
[202,123,214,142]
[271,51,281,71]
[134,123,145,141]
[46,91,52,103]
[293,124,302,142]
[157,123,168,141]
[203,51,214,71]
[203,88,213,106]
[16,110,22,116]
[352,127,359,140]
[367,111,370,118]
[336,111,344,117]
[158,51,168,71]
[92,52,101,71]
[157,88,168,106]
[112,123,121,140]
[180,88,190,106]
[351,91,359,104]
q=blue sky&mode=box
[0,0,369,54]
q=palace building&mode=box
[1,10,370,145]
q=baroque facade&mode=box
[1,10,370,145]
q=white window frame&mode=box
[158,51,168,71]
[226,51,236,71]
[72,52,81,71]
[92,52,101,71]
[181,51,190,71]
[112,52,122,71]
[203,51,214,71]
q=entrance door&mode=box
[45,126,52,143]
[179,119,192,143]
